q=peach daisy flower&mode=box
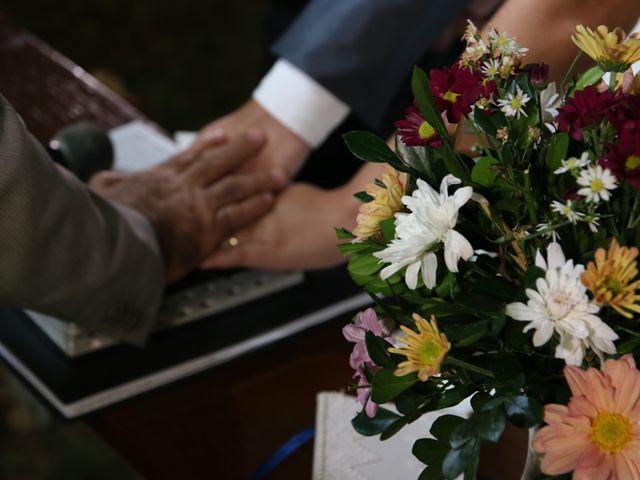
[582,239,640,318]
[533,354,640,479]
[352,166,405,242]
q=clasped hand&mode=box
[90,129,286,283]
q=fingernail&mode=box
[270,168,288,186]
[247,128,265,143]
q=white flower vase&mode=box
[520,426,542,480]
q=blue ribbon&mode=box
[251,428,316,480]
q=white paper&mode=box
[313,391,471,480]
[109,120,178,173]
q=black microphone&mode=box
[47,122,114,182]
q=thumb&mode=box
[89,170,127,189]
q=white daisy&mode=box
[497,86,531,118]
[535,222,560,240]
[506,242,617,365]
[374,175,474,290]
[553,151,590,174]
[583,215,600,233]
[576,165,617,203]
[481,58,501,78]
[551,200,584,224]
[487,30,528,56]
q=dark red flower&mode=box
[600,130,640,188]
[523,62,549,89]
[394,102,442,147]
[429,64,483,123]
[556,86,619,141]
[606,94,640,135]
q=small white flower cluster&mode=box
[548,152,617,233]
[506,242,618,365]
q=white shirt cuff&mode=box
[253,59,350,148]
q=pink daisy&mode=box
[533,354,640,479]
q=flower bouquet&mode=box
[339,22,640,480]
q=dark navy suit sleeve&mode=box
[272,0,470,128]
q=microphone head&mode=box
[48,122,113,182]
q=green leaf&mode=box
[433,384,474,411]
[351,407,401,436]
[380,217,396,243]
[450,410,506,449]
[414,438,451,479]
[470,391,492,413]
[365,331,396,369]
[337,242,375,256]
[412,67,447,139]
[477,410,507,443]
[546,132,569,172]
[371,368,419,404]
[395,390,424,416]
[522,266,546,290]
[471,156,501,187]
[571,66,605,95]
[430,414,466,441]
[343,131,399,163]
[380,414,410,440]
[335,227,355,239]
[354,191,374,203]
[470,275,519,302]
[442,438,480,479]
[348,253,383,276]
[504,395,543,428]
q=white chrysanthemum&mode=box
[551,200,584,224]
[540,82,560,127]
[576,165,617,203]
[374,175,473,290]
[497,86,531,118]
[506,242,618,365]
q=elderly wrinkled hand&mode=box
[90,130,286,283]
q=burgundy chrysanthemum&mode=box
[556,86,619,141]
[606,94,640,135]
[523,62,549,89]
[430,64,483,123]
[394,102,442,147]
[600,130,640,188]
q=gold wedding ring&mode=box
[228,236,239,248]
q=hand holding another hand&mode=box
[90,130,286,283]
[201,182,359,271]
[196,99,311,180]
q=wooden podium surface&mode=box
[0,15,358,479]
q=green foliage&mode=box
[371,369,419,404]
[354,191,374,203]
[365,331,396,369]
[471,157,501,187]
[351,407,401,436]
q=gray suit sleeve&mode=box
[0,95,164,344]
[273,0,470,128]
